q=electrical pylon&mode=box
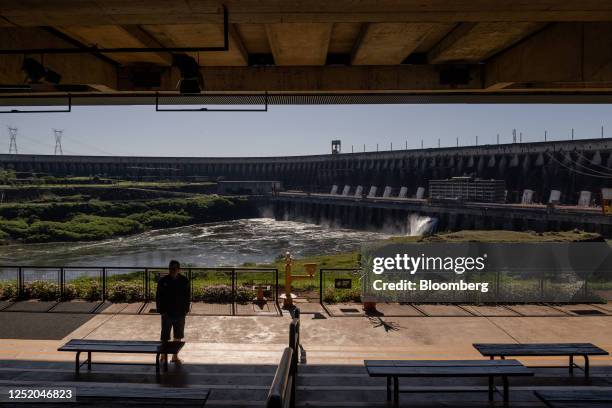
[8,127,18,154]
[53,129,63,155]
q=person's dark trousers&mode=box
[160,314,186,342]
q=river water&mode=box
[0,218,393,268]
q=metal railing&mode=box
[266,308,300,408]
[319,268,361,304]
[319,267,607,304]
[0,265,279,315]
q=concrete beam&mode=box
[351,23,435,65]
[142,23,248,66]
[485,23,612,87]
[151,65,481,92]
[0,27,117,89]
[3,1,612,25]
[265,23,332,65]
[57,25,172,65]
[119,25,174,65]
[429,22,544,64]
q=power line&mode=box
[574,151,612,173]
[60,133,116,156]
[545,152,612,179]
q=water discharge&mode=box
[0,218,393,267]
[407,214,438,236]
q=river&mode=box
[0,218,393,268]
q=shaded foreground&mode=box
[1,304,611,407]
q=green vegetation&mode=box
[0,195,253,244]
[0,168,16,184]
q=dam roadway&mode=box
[273,191,612,237]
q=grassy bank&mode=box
[0,195,254,244]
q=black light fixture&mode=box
[22,58,46,83]
[21,57,62,84]
[172,53,202,94]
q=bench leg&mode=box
[87,352,92,371]
[155,353,160,374]
[502,376,509,404]
[164,353,169,372]
[569,355,574,375]
[584,355,590,379]
[488,376,494,401]
[75,351,81,374]
[386,376,391,402]
[393,376,399,407]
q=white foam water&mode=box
[0,218,392,268]
[407,214,438,236]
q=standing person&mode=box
[156,260,190,364]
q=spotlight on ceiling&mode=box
[21,58,62,84]
[173,53,202,94]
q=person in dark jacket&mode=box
[156,260,190,364]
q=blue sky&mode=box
[2,104,612,157]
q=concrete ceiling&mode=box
[1,1,612,102]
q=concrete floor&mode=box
[1,303,611,406]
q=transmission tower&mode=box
[8,127,18,154]
[53,129,63,155]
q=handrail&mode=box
[0,265,280,315]
[319,267,360,304]
[266,307,300,408]
[0,265,277,271]
[266,347,293,408]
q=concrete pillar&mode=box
[549,190,561,204]
[510,154,519,167]
[398,186,408,198]
[367,186,378,198]
[535,153,545,166]
[498,156,508,173]
[415,186,425,199]
[354,185,363,197]
[383,186,392,198]
[578,191,592,207]
[341,185,351,196]
[330,185,338,194]
[487,155,496,168]
[592,151,602,166]
[457,157,464,174]
[467,156,475,168]
[522,154,531,175]
[477,156,485,174]
[521,189,534,204]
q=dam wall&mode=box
[273,193,612,237]
[2,138,611,204]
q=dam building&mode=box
[1,138,611,206]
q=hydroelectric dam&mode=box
[2,138,611,236]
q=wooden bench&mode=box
[364,359,533,407]
[58,339,185,374]
[535,390,612,408]
[473,343,609,379]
